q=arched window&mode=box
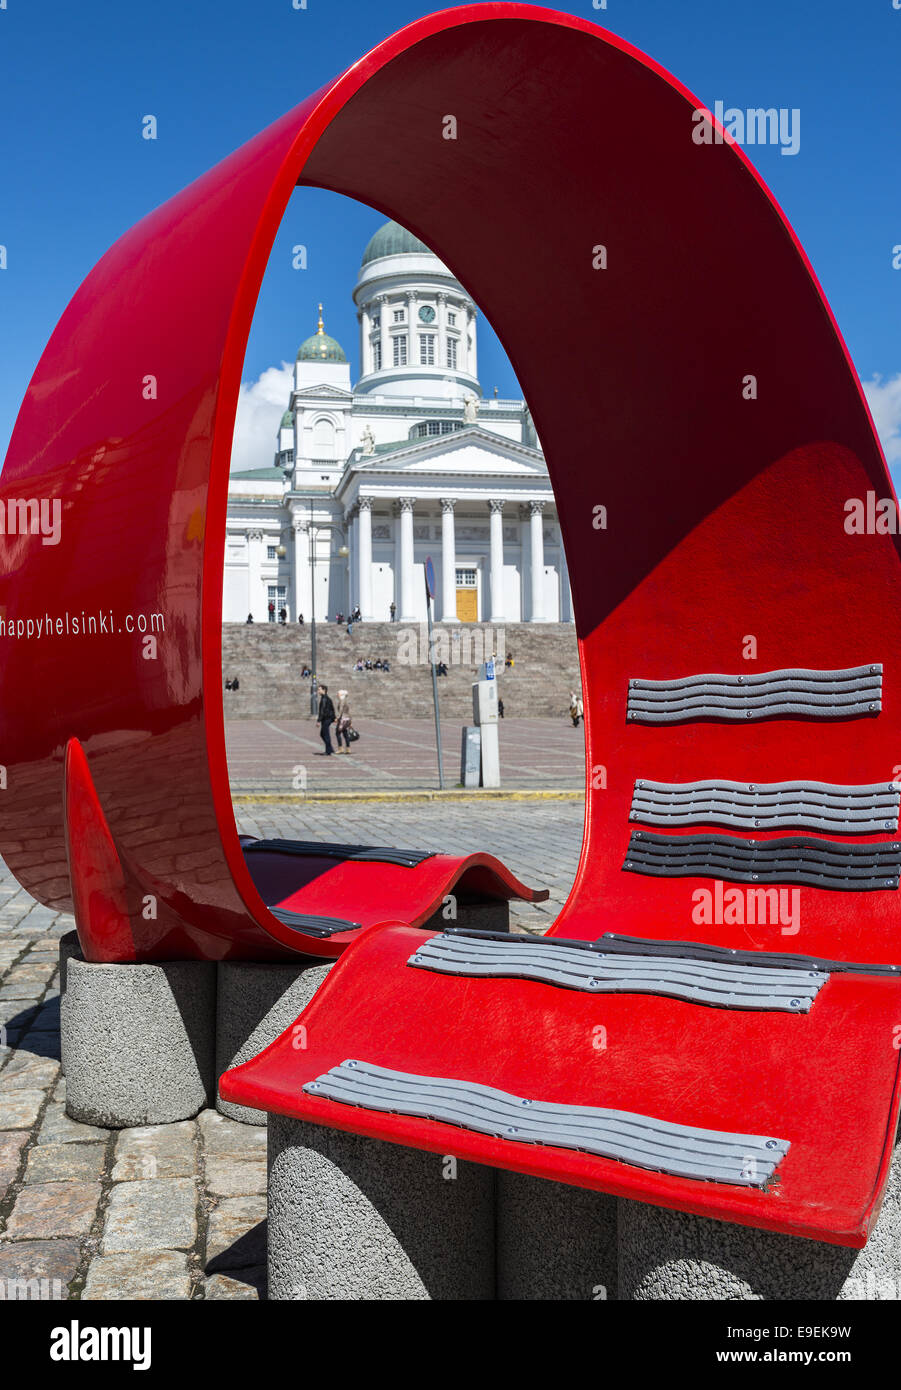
[312,417,335,451]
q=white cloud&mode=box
[230,362,294,474]
[862,372,901,469]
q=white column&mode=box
[488,499,506,622]
[357,498,374,621]
[560,520,574,622]
[399,498,417,621]
[246,529,265,621]
[359,305,370,377]
[346,510,357,613]
[468,303,478,380]
[439,498,458,622]
[436,292,448,383]
[393,503,402,614]
[377,295,388,370]
[519,505,531,620]
[529,501,546,623]
[292,522,310,623]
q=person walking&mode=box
[268,599,275,622]
[389,600,396,621]
[568,690,583,727]
[335,689,353,753]
[317,683,336,755]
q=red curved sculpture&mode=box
[4,1,900,1242]
[215,7,901,1246]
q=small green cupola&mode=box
[297,304,347,363]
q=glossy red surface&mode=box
[216,6,901,1240]
[4,1,901,1236]
[220,924,901,1247]
[0,6,561,961]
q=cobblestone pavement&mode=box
[226,716,585,794]
[0,798,583,1299]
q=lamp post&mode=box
[309,499,318,715]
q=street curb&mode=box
[230,788,584,804]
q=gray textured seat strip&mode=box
[407,933,827,1011]
[623,832,901,891]
[444,927,901,978]
[246,838,436,868]
[626,665,882,723]
[269,907,362,938]
[303,1059,789,1187]
[630,779,900,834]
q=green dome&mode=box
[297,305,347,363]
[280,408,294,428]
[361,219,432,266]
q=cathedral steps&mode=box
[220,621,581,720]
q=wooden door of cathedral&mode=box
[455,565,478,622]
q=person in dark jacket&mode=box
[317,684,336,755]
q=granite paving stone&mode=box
[101,1178,197,1253]
[82,1251,194,1301]
[0,1089,46,1129]
[4,1181,101,1239]
[112,1123,197,1182]
[0,1239,81,1297]
[25,1141,106,1185]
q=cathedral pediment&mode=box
[352,427,546,478]
[294,383,353,400]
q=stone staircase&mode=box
[221,621,581,720]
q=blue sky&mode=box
[1,0,900,473]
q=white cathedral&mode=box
[224,220,572,625]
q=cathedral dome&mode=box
[297,305,347,363]
[280,408,294,428]
[361,220,432,266]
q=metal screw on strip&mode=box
[737,675,744,683]
[520,1099,533,1107]
[887,880,895,887]
[871,666,878,673]
[766,1140,778,1149]
[637,780,644,788]
[412,955,423,963]
[887,823,893,829]
[625,861,633,868]
[749,784,755,791]
[309,1082,321,1090]
[506,1127,519,1134]
[751,874,759,880]
[754,819,761,827]
[745,710,752,717]
[630,812,636,819]
[346,1061,358,1068]
[869,704,876,711]
[790,999,802,1008]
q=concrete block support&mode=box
[619,1139,901,1299]
[267,1115,495,1299]
[497,1170,618,1300]
[60,938,216,1128]
[215,959,334,1124]
[58,930,83,1077]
